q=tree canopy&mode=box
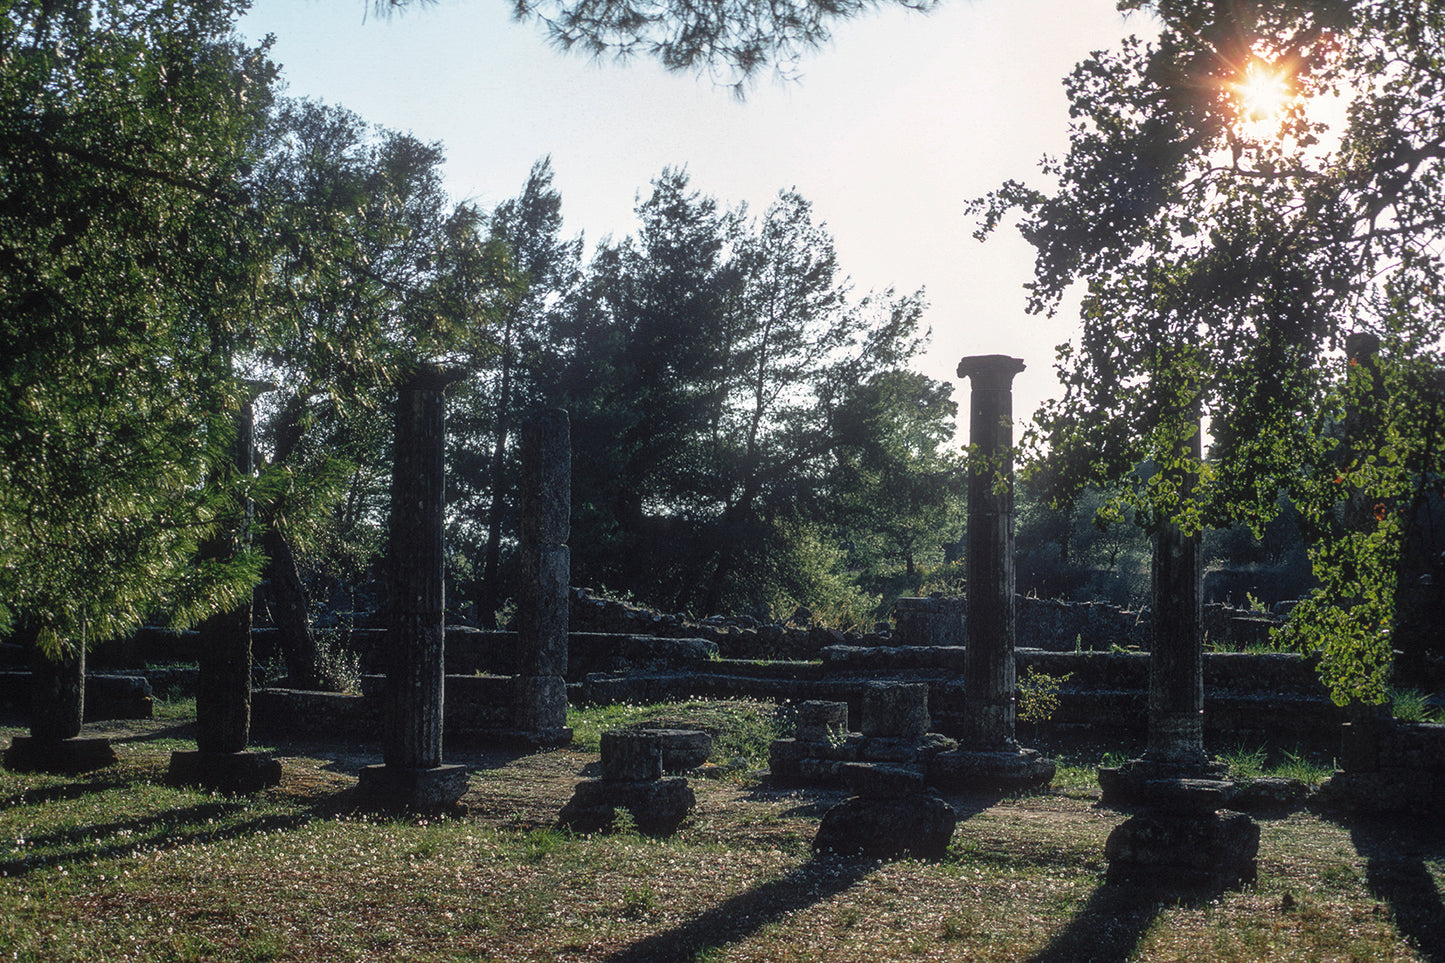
[975,0,1445,702]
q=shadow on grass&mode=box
[0,800,313,879]
[600,853,874,963]
[1346,816,1445,963]
[1024,883,1166,963]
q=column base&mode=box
[1098,757,1230,809]
[927,746,1056,791]
[166,750,283,794]
[813,791,959,861]
[356,763,469,811]
[1105,809,1259,891]
[558,777,695,836]
[4,736,118,774]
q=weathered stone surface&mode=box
[860,682,929,739]
[840,761,925,799]
[859,737,920,763]
[4,736,118,774]
[813,792,958,861]
[796,701,849,743]
[768,738,809,783]
[558,777,695,835]
[630,728,712,773]
[166,750,282,794]
[1227,776,1309,814]
[1097,758,1230,810]
[1104,809,1259,890]
[356,763,468,811]
[928,747,1056,791]
[517,546,570,678]
[512,674,568,731]
[601,730,663,782]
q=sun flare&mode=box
[1231,60,1293,125]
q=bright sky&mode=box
[238,0,1147,440]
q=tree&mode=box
[447,157,581,628]
[974,0,1445,703]
[379,0,937,87]
[0,0,278,656]
[244,98,510,685]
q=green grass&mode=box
[568,698,789,769]
[0,703,1435,961]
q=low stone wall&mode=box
[1320,720,1445,816]
[0,671,154,721]
[253,674,525,744]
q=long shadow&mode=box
[1345,815,1445,963]
[601,852,874,963]
[1024,883,1166,963]
[0,803,313,879]
[0,773,137,809]
[107,722,195,745]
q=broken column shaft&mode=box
[513,408,572,745]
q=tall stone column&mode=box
[1144,419,1209,769]
[358,365,468,809]
[168,382,282,792]
[512,408,573,746]
[1099,404,1257,891]
[928,355,1053,791]
[958,354,1025,750]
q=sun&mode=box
[1230,59,1294,125]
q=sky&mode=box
[237,0,1151,440]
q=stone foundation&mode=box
[355,763,469,811]
[166,750,282,794]
[4,736,118,774]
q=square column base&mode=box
[4,736,118,774]
[167,750,283,794]
[927,747,1056,791]
[356,763,469,811]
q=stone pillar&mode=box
[926,355,1053,791]
[511,409,572,746]
[1097,404,1257,891]
[958,354,1025,750]
[1145,418,1208,769]
[169,382,282,793]
[4,640,118,774]
[358,365,468,810]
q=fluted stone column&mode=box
[1145,418,1208,769]
[358,365,468,809]
[512,409,573,745]
[958,354,1026,750]
[927,354,1053,791]
[168,381,282,792]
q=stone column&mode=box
[168,382,282,792]
[358,365,468,809]
[512,408,573,746]
[958,354,1025,750]
[4,638,118,774]
[1144,418,1209,769]
[927,355,1053,791]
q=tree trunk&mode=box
[262,524,324,690]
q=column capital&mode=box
[956,354,1026,386]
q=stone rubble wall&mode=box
[1319,720,1445,816]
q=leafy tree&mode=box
[447,157,582,628]
[380,0,937,87]
[0,0,278,656]
[974,0,1445,702]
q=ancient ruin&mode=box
[357,365,470,809]
[559,727,699,834]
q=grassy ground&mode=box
[1,699,1442,962]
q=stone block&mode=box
[558,777,695,835]
[840,762,925,799]
[1104,809,1259,890]
[166,750,283,794]
[796,701,849,743]
[631,728,712,772]
[813,792,958,861]
[860,737,920,763]
[768,738,808,783]
[601,730,663,782]
[928,747,1056,791]
[860,682,929,739]
[356,763,469,811]
[3,736,118,774]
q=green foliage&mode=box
[1390,688,1441,724]
[1215,744,1268,781]
[978,0,1445,704]
[1016,667,1072,726]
